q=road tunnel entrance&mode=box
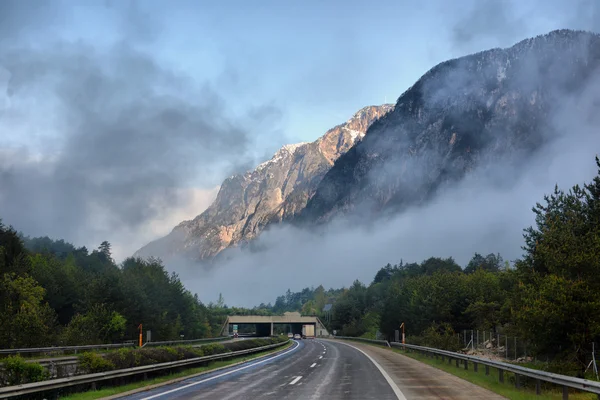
[222,313,328,337]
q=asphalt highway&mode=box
[119,338,506,400]
[121,339,401,400]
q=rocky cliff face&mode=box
[134,104,393,262]
[300,29,600,223]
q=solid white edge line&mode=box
[319,356,323,359]
[310,362,317,368]
[332,340,407,400]
[140,340,301,400]
[289,376,302,385]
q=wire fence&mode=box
[455,330,599,379]
[458,330,529,361]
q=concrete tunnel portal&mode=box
[234,322,310,336]
[221,312,329,337]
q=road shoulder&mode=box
[328,340,506,400]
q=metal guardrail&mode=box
[0,339,290,399]
[0,337,230,356]
[143,336,229,347]
[0,337,231,376]
[0,343,135,355]
[334,336,600,399]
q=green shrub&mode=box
[75,338,284,375]
[79,352,115,373]
[201,343,228,356]
[107,348,139,369]
[410,323,462,352]
[102,346,204,369]
[179,345,202,359]
[225,338,267,352]
[222,337,287,352]
[2,356,48,385]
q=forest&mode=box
[1,157,599,377]
[263,157,600,376]
[0,226,271,347]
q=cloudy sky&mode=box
[1,0,599,302]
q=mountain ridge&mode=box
[298,29,600,223]
[136,29,600,265]
[133,104,394,262]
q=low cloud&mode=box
[175,32,600,307]
[110,186,219,261]
[0,2,283,260]
[178,122,599,307]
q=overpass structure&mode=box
[220,312,330,337]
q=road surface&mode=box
[119,339,505,400]
[337,340,506,400]
[120,339,399,400]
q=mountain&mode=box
[299,29,600,223]
[134,104,394,262]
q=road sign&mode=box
[233,324,238,333]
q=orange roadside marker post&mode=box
[399,322,405,344]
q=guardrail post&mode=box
[499,369,504,383]
[515,373,520,388]
[464,360,468,370]
[535,379,541,395]
[485,365,489,375]
[473,362,478,372]
[455,358,459,368]
[563,386,568,400]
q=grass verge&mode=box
[59,341,293,400]
[394,346,596,400]
[336,339,596,400]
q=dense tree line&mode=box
[270,286,343,315]
[265,157,600,376]
[3,157,599,376]
[0,229,220,347]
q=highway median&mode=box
[0,337,290,400]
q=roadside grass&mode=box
[518,360,599,382]
[59,341,293,400]
[336,339,596,400]
[392,347,596,400]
